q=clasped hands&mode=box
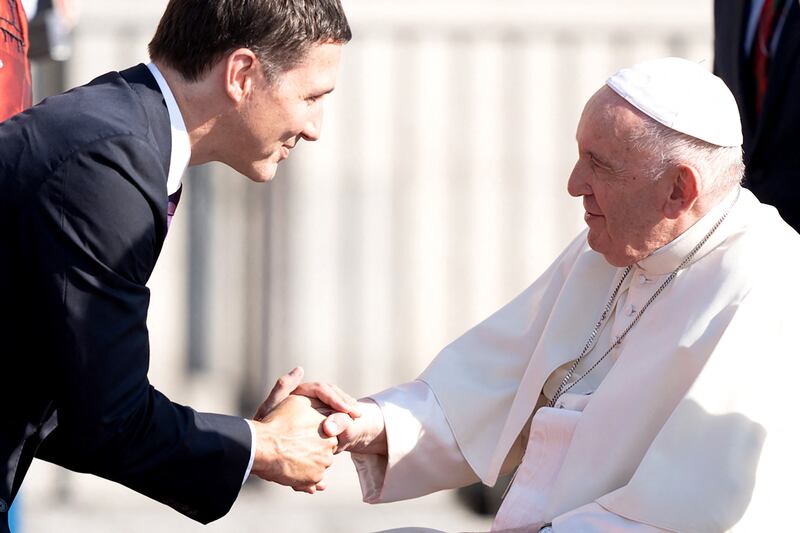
[249,367,387,493]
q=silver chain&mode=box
[547,192,738,408]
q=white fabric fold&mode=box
[552,502,671,532]
[381,188,800,530]
[493,407,581,532]
[352,381,479,503]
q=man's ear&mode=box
[664,163,700,219]
[224,48,260,103]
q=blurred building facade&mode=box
[21,0,713,530]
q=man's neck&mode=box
[153,60,227,167]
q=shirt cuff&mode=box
[353,380,478,503]
[242,419,257,485]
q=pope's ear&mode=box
[664,163,700,219]
[223,48,259,104]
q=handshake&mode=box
[248,367,386,493]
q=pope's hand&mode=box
[322,399,388,456]
[254,367,362,421]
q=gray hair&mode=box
[628,115,744,200]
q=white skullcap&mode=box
[606,57,743,147]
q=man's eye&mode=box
[589,156,605,171]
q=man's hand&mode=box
[251,367,357,494]
[322,399,388,456]
[251,367,364,493]
[251,394,339,494]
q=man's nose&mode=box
[300,109,323,142]
[567,162,590,198]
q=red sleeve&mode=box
[0,0,32,122]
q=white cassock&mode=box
[352,188,800,533]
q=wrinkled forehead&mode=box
[584,87,647,128]
[578,86,648,144]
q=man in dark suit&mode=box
[714,0,800,231]
[0,0,358,530]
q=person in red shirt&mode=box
[0,0,32,122]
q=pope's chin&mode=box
[586,232,628,267]
[584,215,606,250]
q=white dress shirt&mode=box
[146,62,257,485]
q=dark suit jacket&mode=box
[714,0,800,231]
[0,64,251,531]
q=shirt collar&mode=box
[147,63,191,196]
[636,187,742,276]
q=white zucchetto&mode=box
[606,57,743,147]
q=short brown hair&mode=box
[148,0,352,82]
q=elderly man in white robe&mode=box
[319,57,800,532]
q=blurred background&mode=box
[15,0,714,531]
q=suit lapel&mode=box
[119,64,172,179]
[730,0,750,94]
[729,0,756,150]
[118,64,174,240]
[751,1,800,154]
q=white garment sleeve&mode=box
[551,502,672,532]
[21,0,37,20]
[242,419,257,485]
[351,380,480,503]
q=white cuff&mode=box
[243,419,257,485]
[353,380,478,503]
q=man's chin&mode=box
[243,162,279,183]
